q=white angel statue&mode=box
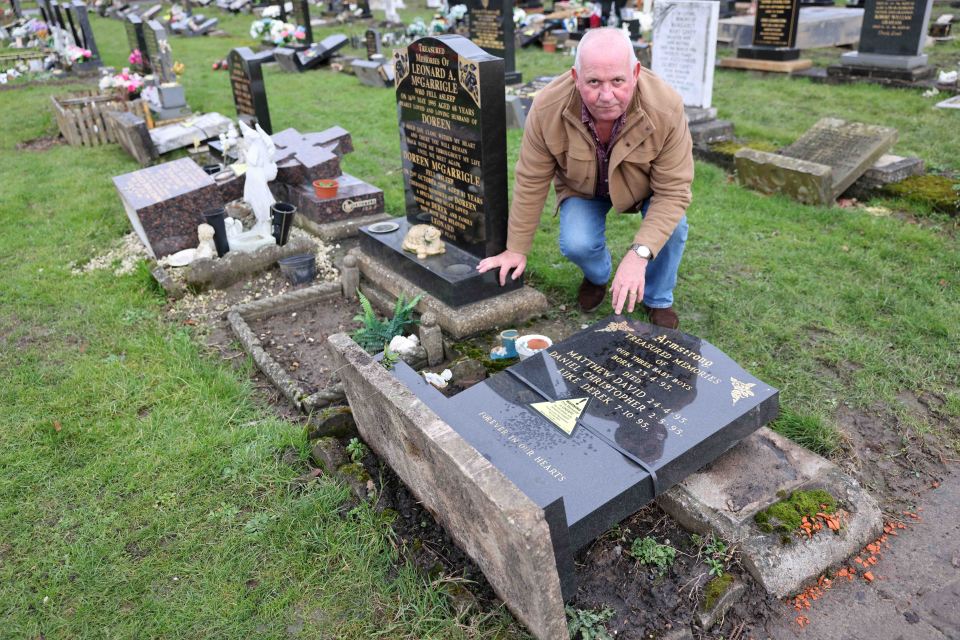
[229,120,279,253]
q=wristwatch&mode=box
[629,243,653,260]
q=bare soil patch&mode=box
[15,135,65,151]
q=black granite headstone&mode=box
[365,28,382,59]
[125,14,150,72]
[297,33,347,69]
[358,35,513,307]
[291,0,312,46]
[392,316,778,597]
[229,47,273,134]
[505,75,555,129]
[10,0,23,19]
[738,0,801,61]
[67,1,101,67]
[466,0,522,85]
[857,0,932,56]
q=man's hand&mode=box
[477,250,527,286]
[610,251,647,314]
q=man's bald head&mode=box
[573,27,638,74]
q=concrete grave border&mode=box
[228,282,348,412]
[327,333,569,640]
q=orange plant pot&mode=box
[542,41,557,53]
[313,179,338,199]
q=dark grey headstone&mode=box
[10,0,23,19]
[392,316,778,595]
[297,34,348,69]
[228,46,272,133]
[466,0,522,84]
[69,1,101,64]
[112,158,223,257]
[858,0,933,56]
[291,0,312,46]
[125,14,150,73]
[352,58,394,87]
[145,19,175,83]
[364,28,382,59]
[504,75,556,129]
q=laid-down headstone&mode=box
[229,47,273,133]
[352,58,395,87]
[833,0,935,78]
[329,316,779,639]
[651,0,732,145]
[113,158,223,257]
[466,0,521,85]
[734,117,897,206]
[274,34,348,73]
[358,35,514,308]
[717,7,864,49]
[504,75,555,130]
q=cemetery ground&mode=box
[1,6,959,639]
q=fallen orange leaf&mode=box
[53,420,62,433]
[863,572,874,582]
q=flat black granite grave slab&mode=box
[391,316,778,593]
[358,218,521,307]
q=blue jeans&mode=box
[558,196,688,309]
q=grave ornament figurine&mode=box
[401,224,446,259]
[164,222,217,266]
[228,120,279,253]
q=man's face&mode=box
[572,43,640,125]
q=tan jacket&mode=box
[507,70,693,258]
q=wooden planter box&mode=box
[50,90,146,147]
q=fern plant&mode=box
[351,289,423,353]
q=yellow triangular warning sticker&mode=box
[531,397,588,435]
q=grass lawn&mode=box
[1,5,958,638]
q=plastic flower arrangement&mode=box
[99,68,145,97]
[128,48,143,66]
[250,18,305,46]
[405,18,428,37]
[65,45,92,64]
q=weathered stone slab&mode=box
[657,427,883,598]
[652,0,720,109]
[735,148,834,206]
[689,119,734,146]
[780,117,898,198]
[327,332,568,640]
[149,112,233,154]
[351,247,548,340]
[185,234,314,290]
[844,153,925,199]
[295,210,391,242]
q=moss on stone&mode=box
[754,489,837,541]
[884,175,959,214]
[336,462,370,483]
[710,139,779,156]
[452,342,514,373]
[702,573,734,612]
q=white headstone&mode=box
[651,0,719,109]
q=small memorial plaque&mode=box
[857,0,933,56]
[393,35,508,259]
[652,0,720,109]
[466,0,522,84]
[112,158,223,257]
[229,47,272,134]
[394,316,779,592]
[752,0,800,48]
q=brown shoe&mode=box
[577,277,606,313]
[646,305,679,330]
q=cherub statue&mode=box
[228,121,279,253]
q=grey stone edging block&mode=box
[657,427,883,598]
[326,332,568,640]
[228,282,346,412]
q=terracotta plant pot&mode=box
[313,178,338,199]
[542,40,557,53]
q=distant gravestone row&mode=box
[38,0,102,71]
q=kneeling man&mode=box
[478,27,693,329]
